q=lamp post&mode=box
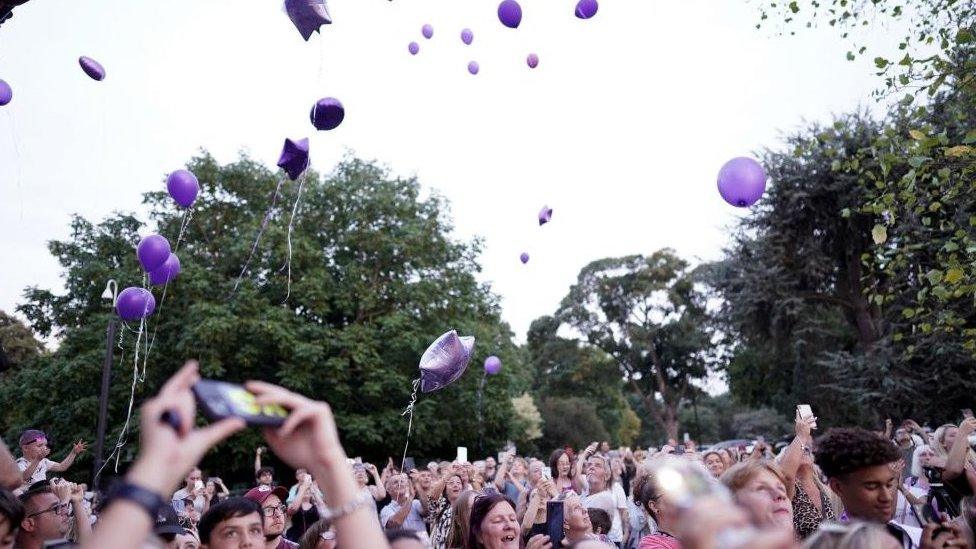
[92,279,118,491]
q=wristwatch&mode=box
[104,481,165,519]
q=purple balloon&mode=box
[408,41,420,55]
[310,97,345,131]
[461,28,473,45]
[468,61,480,75]
[419,330,475,393]
[575,0,598,19]
[277,137,310,181]
[284,0,332,41]
[717,157,767,208]
[116,287,156,321]
[149,254,181,286]
[527,53,539,69]
[78,56,105,81]
[484,356,502,375]
[167,169,200,208]
[0,79,11,106]
[137,234,172,273]
[422,23,433,39]
[520,252,529,264]
[497,0,522,28]
[538,205,552,225]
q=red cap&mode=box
[243,485,288,505]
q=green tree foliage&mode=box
[537,397,610,451]
[2,153,523,483]
[0,310,44,368]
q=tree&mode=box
[0,310,43,370]
[538,397,610,451]
[554,250,723,440]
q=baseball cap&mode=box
[154,505,186,536]
[19,430,46,446]
[243,485,288,506]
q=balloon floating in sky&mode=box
[575,0,598,19]
[419,330,475,393]
[527,53,539,69]
[422,23,433,39]
[520,252,529,264]
[167,169,200,208]
[461,28,473,45]
[484,356,502,375]
[408,41,420,55]
[468,61,480,75]
[0,79,10,106]
[148,253,181,286]
[497,0,522,29]
[284,0,332,41]
[310,97,345,131]
[78,56,105,81]
[717,157,767,207]
[116,287,156,321]
[538,206,552,225]
[137,234,172,273]
[277,137,310,181]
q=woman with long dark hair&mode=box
[466,492,551,549]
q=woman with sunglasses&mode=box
[777,410,837,539]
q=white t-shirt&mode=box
[582,487,624,542]
[14,457,54,494]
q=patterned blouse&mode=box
[793,481,836,539]
[428,496,453,549]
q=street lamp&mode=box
[92,279,118,491]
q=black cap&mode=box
[154,505,186,536]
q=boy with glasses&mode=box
[16,484,71,549]
[243,485,297,549]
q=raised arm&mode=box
[494,455,512,492]
[68,482,92,542]
[287,476,311,516]
[520,488,544,532]
[574,442,597,493]
[0,438,20,490]
[254,446,264,474]
[780,413,816,485]
[366,463,386,500]
[904,420,931,445]
[48,440,87,473]
[944,418,976,480]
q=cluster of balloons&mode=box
[499,0,599,26]
[518,205,554,265]
[717,157,766,208]
[117,234,181,321]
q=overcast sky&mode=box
[0,0,898,343]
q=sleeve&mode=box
[379,503,395,528]
[613,483,626,509]
[15,458,27,472]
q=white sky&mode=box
[0,0,899,343]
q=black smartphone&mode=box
[403,457,417,472]
[192,379,288,427]
[544,500,564,544]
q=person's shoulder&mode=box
[277,538,299,549]
[14,457,27,468]
[638,534,681,549]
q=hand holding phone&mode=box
[797,404,817,430]
[192,380,288,427]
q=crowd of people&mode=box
[0,361,974,549]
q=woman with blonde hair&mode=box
[720,460,795,534]
[923,418,976,518]
[444,489,476,549]
[777,410,837,539]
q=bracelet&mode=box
[320,490,373,521]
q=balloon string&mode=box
[400,378,420,471]
[174,208,194,252]
[477,371,487,453]
[281,171,308,303]
[231,177,285,296]
[94,318,142,481]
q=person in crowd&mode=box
[153,505,188,547]
[426,470,464,549]
[0,489,22,549]
[520,466,559,538]
[494,452,529,503]
[927,419,976,518]
[895,422,926,481]
[172,468,209,517]
[550,450,575,494]
[205,477,230,508]
[14,431,87,495]
[0,439,20,492]
[466,492,551,549]
[254,447,276,487]
[181,497,202,530]
[778,411,837,539]
[286,470,326,542]
[578,448,628,546]
[588,507,612,538]
[445,489,477,549]
[287,468,309,504]
[719,460,795,536]
[243,484,296,549]
[197,497,264,549]
[16,481,89,549]
[802,521,902,548]
[172,528,201,549]
[632,469,681,549]
[353,460,386,520]
[380,473,429,545]
[625,464,653,549]
[561,492,612,546]
[599,442,611,457]
[386,528,425,549]
[79,360,388,549]
[297,517,335,549]
[484,457,498,484]
[702,451,727,480]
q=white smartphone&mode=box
[797,404,817,429]
[683,433,690,444]
[457,447,468,464]
[194,480,204,490]
[542,466,552,479]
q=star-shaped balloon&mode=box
[538,205,553,226]
[284,0,332,41]
[277,137,310,181]
[419,330,475,393]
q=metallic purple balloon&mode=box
[497,0,522,29]
[148,253,181,286]
[461,28,473,45]
[0,79,11,106]
[467,61,480,75]
[575,0,598,19]
[527,53,539,69]
[408,41,420,55]
[717,157,767,207]
[284,0,332,41]
[538,205,552,225]
[137,234,172,273]
[422,23,433,39]
[484,356,502,375]
[419,330,476,393]
[167,169,200,208]
[520,252,529,264]
[310,97,345,131]
[116,287,156,321]
[277,137,310,181]
[78,56,105,81]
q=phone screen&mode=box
[457,447,468,464]
[192,379,288,427]
[403,457,417,472]
[542,466,552,479]
[544,501,564,543]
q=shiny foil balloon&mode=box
[310,97,345,131]
[538,206,552,225]
[0,79,11,106]
[137,234,172,273]
[419,330,475,393]
[277,137,310,181]
[167,169,200,208]
[78,56,105,81]
[285,0,332,40]
[116,287,156,321]
[484,356,502,375]
[497,0,522,28]
[717,157,766,207]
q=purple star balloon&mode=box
[538,205,552,225]
[310,97,345,131]
[497,0,522,29]
[116,287,156,321]
[527,53,539,69]
[137,234,172,273]
[717,157,766,207]
[575,0,598,19]
[422,23,433,39]
[284,0,332,41]
[484,356,502,375]
[167,169,200,208]
[0,79,10,106]
[148,253,181,286]
[408,41,420,55]
[78,56,105,81]
[520,252,529,264]
[277,137,310,181]
[468,61,480,75]
[419,330,476,393]
[461,28,473,45]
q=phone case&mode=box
[192,380,288,427]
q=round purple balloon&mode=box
[484,356,502,375]
[422,24,434,39]
[717,157,767,207]
[461,28,474,45]
[116,287,156,321]
[137,234,172,273]
[527,53,539,69]
[575,0,598,19]
[167,169,200,208]
[468,61,480,75]
[498,0,522,29]
[310,97,345,131]
[0,80,11,106]
[148,253,181,286]
[408,41,420,55]
[78,56,105,81]
[520,252,529,264]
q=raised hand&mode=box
[50,478,72,502]
[72,440,88,454]
[246,381,343,471]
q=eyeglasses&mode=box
[261,504,287,517]
[27,502,70,518]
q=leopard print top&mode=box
[793,481,836,539]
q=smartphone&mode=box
[544,500,565,543]
[683,433,690,444]
[192,379,288,427]
[194,480,204,491]
[497,451,506,464]
[403,457,417,472]
[456,447,468,464]
[797,404,817,429]
[542,466,552,479]
[962,408,974,420]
